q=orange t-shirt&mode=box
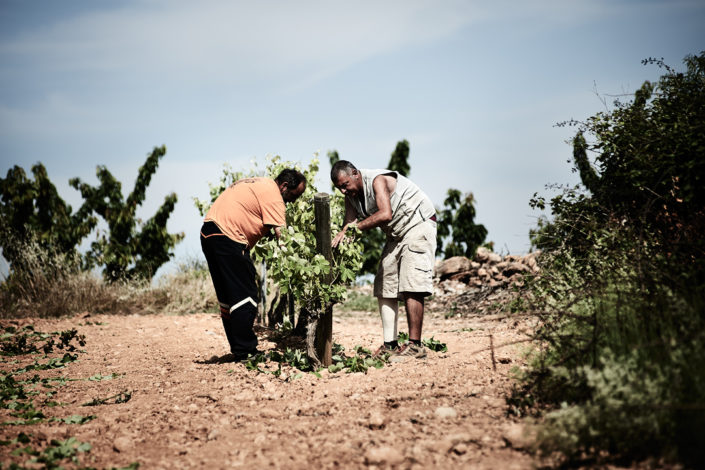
[204,177,286,248]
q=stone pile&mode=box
[434,247,540,297]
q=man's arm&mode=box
[356,175,393,230]
[332,175,395,247]
[263,225,285,249]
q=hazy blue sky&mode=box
[1,0,703,276]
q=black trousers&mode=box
[200,222,259,354]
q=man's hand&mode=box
[332,230,346,248]
[332,222,356,248]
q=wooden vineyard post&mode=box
[313,192,334,366]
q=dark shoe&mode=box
[389,343,427,363]
[231,350,261,362]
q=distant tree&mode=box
[436,189,488,259]
[388,139,410,176]
[1,146,181,283]
[0,163,96,270]
[70,145,184,281]
[327,150,340,192]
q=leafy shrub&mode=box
[518,52,705,467]
[534,349,688,463]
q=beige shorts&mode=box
[373,220,437,299]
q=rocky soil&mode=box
[1,285,538,469]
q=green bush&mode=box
[518,52,705,467]
[535,350,672,459]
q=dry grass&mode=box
[151,262,219,315]
[1,268,219,319]
[0,235,218,318]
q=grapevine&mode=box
[195,154,363,323]
[252,155,363,317]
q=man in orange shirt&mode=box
[200,169,306,360]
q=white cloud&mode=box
[2,1,484,85]
[2,0,622,90]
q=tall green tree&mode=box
[70,146,184,281]
[0,164,95,270]
[436,189,488,259]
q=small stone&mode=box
[453,443,468,455]
[497,354,512,364]
[364,446,404,466]
[488,252,502,263]
[503,261,530,276]
[435,256,472,279]
[434,406,457,419]
[475,247,491,263]
[113,436,132,452]
[503,422,533,449]
[367,411,386,430]
[207,429,220,441]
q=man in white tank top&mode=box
[331,160,437,361]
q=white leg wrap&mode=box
[230,297,257,312]
[378,297,399,343]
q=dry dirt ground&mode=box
[1,303,538,469]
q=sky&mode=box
[1,0,703,278]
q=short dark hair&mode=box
[330,160,357,182]
[275,168,307,189]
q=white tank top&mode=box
[348,169,435,239]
